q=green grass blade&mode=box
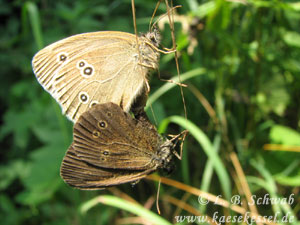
[81,195,171,225]
[146,68,206,109]
[24,2,43,49]
[250,159,298,223]
[181,142,190,185]
[199,133,221,213]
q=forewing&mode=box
[72,102,161,170]
[32,31,147,122]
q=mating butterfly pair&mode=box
[32,29,185,189]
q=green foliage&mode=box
[1,0,299,224]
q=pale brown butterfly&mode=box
[60,102,186,190]
[32,28,166,122]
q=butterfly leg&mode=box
[167,130,188,160]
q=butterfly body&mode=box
[60,102,175,190]
[32,31,160,122]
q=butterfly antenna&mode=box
[149,0,162,32]
[150,5,182,33]
[156,177,162,214]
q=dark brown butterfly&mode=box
[60,102,184,190]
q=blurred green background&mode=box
[1,0,300,224]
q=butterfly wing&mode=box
[71,102,162,170]
[60,144,153,189]
[32,31,152,122]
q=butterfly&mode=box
[32,30,162,122]
[60,102,185,190]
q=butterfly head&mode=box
[156,139,175,175]
[144,27,161,48]
[138,29,161,70]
